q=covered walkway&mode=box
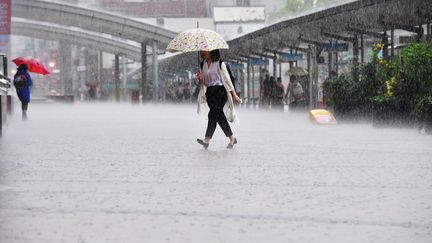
[160,0,431,107]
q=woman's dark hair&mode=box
[210,49,221,62]
[18,64,28,70]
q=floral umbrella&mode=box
[166,28,229,53]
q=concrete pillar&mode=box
[122,55,127,100]
[141,42,147,102]
[272,53,277,78]
[114,54,120,102]
[98,51,102,91]
[152,40,159,102]
[59,41,73,96]
[78,47,87,100]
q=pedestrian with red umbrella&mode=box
[12,57,50,120]
[13,64,33,120]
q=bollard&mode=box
[0,95,5,137]
[7,95,12,114]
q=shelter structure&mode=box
[160,0,431,108]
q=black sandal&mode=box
[197,139,209,149]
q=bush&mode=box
[326,42,432,131]
[415,96,432,134]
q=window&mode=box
[236,0,250,6]
[156,18,165,27]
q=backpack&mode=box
[201,60,239,95]
[13,74,27,89]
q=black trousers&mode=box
[205,86,233,138]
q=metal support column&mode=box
[335,41,339,74]
[252,65,255,105]
[391,28,395,60]
[247,58,251,103]
[141,42,147,102]
[313,46,319,109]
[427,22,431,42]
[417,25,424,42]
[308,45,314,110]
[353,35,359,65]
[152,40,159,102]
[383,31,389,60]
[259,64,263,104]
[114,54,120,102]
[273,53,277,78]
[360,34,364,63]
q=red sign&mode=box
[0,0,11,35]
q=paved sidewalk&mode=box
[1,103,431,243]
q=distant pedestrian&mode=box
[261,74,271,109]
[273,77,285,111]
[285,76,304,110]
[196,49,241,149]
[13,64,33,120]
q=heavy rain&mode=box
[0,0,431,243]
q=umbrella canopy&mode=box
[287,67,308,76]
[12,57,50,75]
[166,28,229,53]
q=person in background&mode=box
[13,64,33,120]
[273,77,285,111]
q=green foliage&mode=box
[414,96,432,133]
[324,62,384,118]
[399,43,432,98]
[326,42,432,130]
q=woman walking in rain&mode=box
[14,64,33,120]
[196,49,241,149]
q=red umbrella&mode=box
[12,57,50,75]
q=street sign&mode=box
[250,58,269,66]
[279,53,303,62]
[321,43,349,52]
[226,62,244,69]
